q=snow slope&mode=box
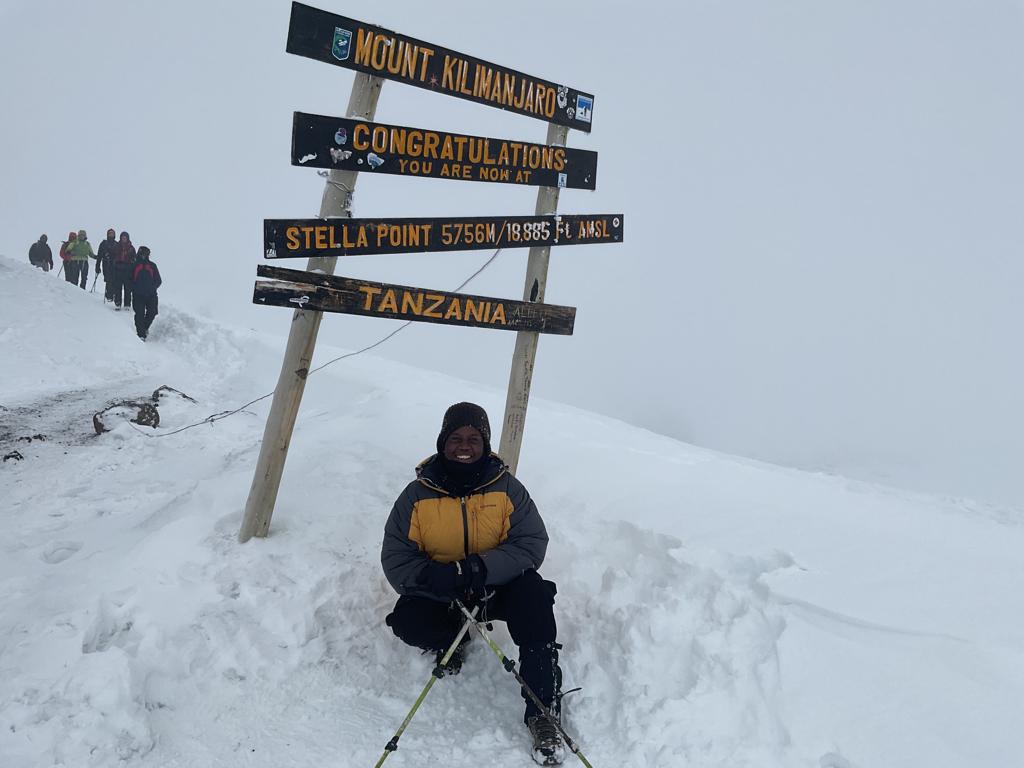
[2,256,1023,768]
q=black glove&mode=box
[421,560,465,598]
[458,554,488,599]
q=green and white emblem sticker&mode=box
[331,27,352,61]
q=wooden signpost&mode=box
[240,2,621,544]
[264,214,623,259]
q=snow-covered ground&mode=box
[2,255,1023,768]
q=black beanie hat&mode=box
[437,402,491,455]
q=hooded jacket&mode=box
[132,256,162,295]
[97,232,118,271]
[64,237,94,262]
[114,235,137,267]
[381,453,548,603]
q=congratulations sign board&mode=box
[264,214,623,259]
[286,2,595,132]
[292,113,598,189]
[253,265,576,334]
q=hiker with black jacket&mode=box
[131,246,162,340]
[28,235,53,271]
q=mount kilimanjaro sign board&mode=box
[264,214,624,259]
[286,2,595,132]
[292,113,598,190]
[253,265,575,335]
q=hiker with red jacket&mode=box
[110,231,137,309]
[131,246,161,340]
[96,229,118,301]
[59,231,77,282]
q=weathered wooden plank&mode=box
[292,113,598,190]
[252,265,575,335]
[264,214,624,258]
[286,2,595,132]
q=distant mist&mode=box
[2,0,1022,508]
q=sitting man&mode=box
[381,402,566,765]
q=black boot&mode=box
[527,715,565,766]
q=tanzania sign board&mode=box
[264,214,624,259]
[286,2,595,132]
[292,113,598,189]
[253,265,576,335]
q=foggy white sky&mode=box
[2,0,1022,508]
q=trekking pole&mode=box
[454,599,595,768]
[90,272,99,293]
[372,604,480,768]
[57,263,64,279]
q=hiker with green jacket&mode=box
[64,229,95,289]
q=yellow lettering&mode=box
[459,60,473,96]
[444,297,462,321]
[475,64,493,99]
[503,76,516,106]
[553,148,566,171]
[440,135,454,161]
[314,226,329,250]
[353,124,370,151]
[379,288,399,313]
[465,299,484,323]
[371,34,388,70]
[423,132,440,159]
[491,303,507,325]
[371,126,388,154]
[424,294,445,318]
[418,48,434,81]
[442,54,458,90]
[401,291,423,315]
[386,38,403,75]
[359,285,381,311]
[354,29,374,66]
[285,227,300,250]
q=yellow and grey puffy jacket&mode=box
[381,454,548,602]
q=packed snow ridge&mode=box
[1,255,1022,768]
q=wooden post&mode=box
[498,123,569,474]
[238,73,384,543]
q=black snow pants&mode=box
[65,260,88,288]
[386,569,562,723]
[133,293,158,338]
[111,263,133,308]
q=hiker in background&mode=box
[110,231,137,309]
[96,228,118,301]
[64,229,94,289]
[28,235,53,271]
[59,231,77,281]
[131,246,161,340]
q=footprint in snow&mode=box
[41,540,83,564]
